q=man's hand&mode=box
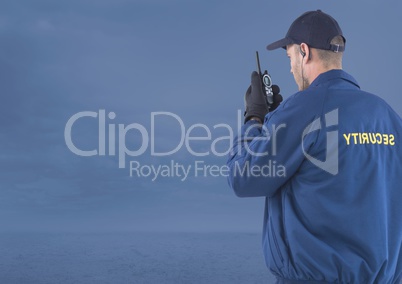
[244,71,283,123]
[270,84,283,112]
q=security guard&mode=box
[227,10,402,283]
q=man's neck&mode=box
[308,64,342,85]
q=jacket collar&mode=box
[309,69,360,89]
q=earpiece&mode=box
[299,46,306,58]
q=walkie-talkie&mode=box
[256,51,274,108]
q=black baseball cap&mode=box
[266,10,345,52]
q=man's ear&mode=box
[300,43,311,61]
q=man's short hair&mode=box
[315,35,345,67]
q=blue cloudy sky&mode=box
[1,0,401,232]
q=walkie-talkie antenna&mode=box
[256,51,262,75]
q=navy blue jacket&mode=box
[227,70,402,283]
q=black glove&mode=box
[270,84,283,111]
[244,71,283,123]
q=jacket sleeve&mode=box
[227,96,320,198]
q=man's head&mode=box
[267,10,345,91]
